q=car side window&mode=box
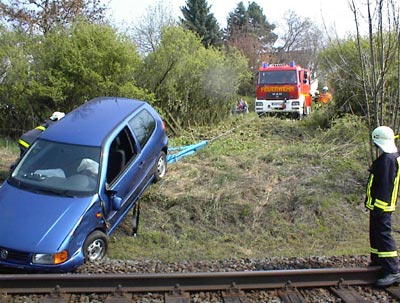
[128,109,155,149]
[106,127,136,183]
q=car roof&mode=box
[40,97,146,146]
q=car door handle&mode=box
[138,161,145,169]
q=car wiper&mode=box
[32,188,77,198]
[8,177,29,189]
[58,190,78,198]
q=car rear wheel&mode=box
[154,151,167,182]
[83,231,108,262]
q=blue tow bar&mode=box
[166,140,209,164]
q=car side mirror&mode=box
[105,183,123,210]
[112,195,123,211]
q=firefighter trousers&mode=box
[369,210,399,275]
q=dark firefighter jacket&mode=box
[365,152,400,212]
[18,120,55,153]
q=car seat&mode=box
[107,137,126,182]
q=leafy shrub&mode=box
[302,103,338,129]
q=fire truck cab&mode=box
[255,61,314,119]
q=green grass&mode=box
[1,113,389,262]
[0,137,19,180]
[107,113,375,261]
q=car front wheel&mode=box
[154,151,167,182]
[83,231,108,262]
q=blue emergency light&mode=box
[289,61,295,67]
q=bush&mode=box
[302,103,338,129]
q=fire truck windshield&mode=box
[258,71,297,85]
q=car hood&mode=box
[0,181,96,252]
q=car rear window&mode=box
[129,109,155,148]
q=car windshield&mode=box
[10,139,101,197]
[258,71,297,85]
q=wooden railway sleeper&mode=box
[225,282,241,294]
[330,278,366,303]
[278,281,306,303]
[42,285,71,303]
[104,284,131,303]
[384,285,400,301]
[0,292,10,303]
[164,284,190,303]
[221,282,250,303]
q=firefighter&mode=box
[318,86,332,104]
[240,99,249,113]
[234,99,248,114]
[18,111,65,156]
[365,126,400,286]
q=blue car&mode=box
[0,97,168,272]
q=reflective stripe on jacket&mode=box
[18,122,53,152]
[369,247,398,258]
[365,152,400,212]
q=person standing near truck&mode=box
[318,86,332,105]
[365,126,400,286]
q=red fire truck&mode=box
[254,61,317,119]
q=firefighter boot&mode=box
[376,272,400,286]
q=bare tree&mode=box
[350,0,400,159]
[274,10,323,68]
[0,0,107,34]
[130,0,176,56]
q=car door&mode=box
[104,113,156,231]
[105,126,142,230]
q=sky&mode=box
[104,0,360,37]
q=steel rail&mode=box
[0,267,381,294]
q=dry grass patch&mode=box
[108,114,372,261]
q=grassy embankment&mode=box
[2,112,396,262]
[109,113,377,261]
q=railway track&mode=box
[2,266,400,302]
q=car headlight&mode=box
[32,250,68,264]
[292,101,300,106]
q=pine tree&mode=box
[225,1,277,94]
[180,0,222,48]
[226,1,248,40]
[226,1,276,47]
